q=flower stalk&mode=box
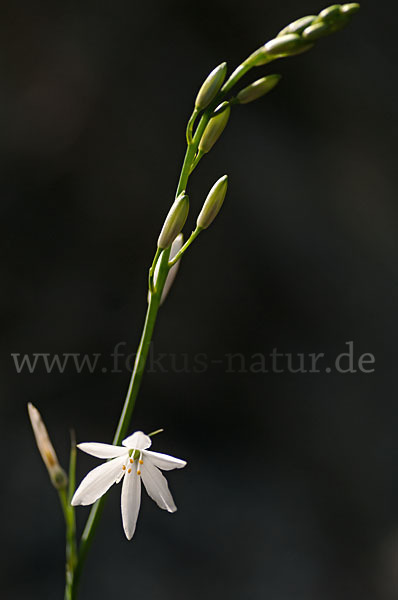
[27,5,360,599]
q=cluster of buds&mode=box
[153,2,360,299]
[157,176,229,252]
[253,3,360,65]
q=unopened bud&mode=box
[236,74,281,104]
[28,403,68,490]
[211,100,230,117]
[153,234,183,305]
[302,21,332,41]
[197,175,228,229]
[157,193,189,249]
[278,15,316,37]
[265,34,313,57]
[341,3,360,16]
[198,104,231,154]
[195,62,227,110]
[319,4,342,21]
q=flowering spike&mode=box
[198,104,231,154]
[197,175,228,229]
[251,3,359,65]
[236,74,281,104]
[195,62,227,110]
[28,403,68,490]
[157,193,189,249]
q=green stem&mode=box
[189,149,204,174]
[70,52,258,600]
[72,248,171,598]
[59,486,77,600]
[186,108,199,145]
[148,247,162,293]
[168,227,202,266]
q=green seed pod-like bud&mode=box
[197,175,228,229]
[318,4,342,22]
[198,104,231,154]
[28,403,68,490]
[341,3,360,16]
[236,74,281,104]
[278,15,317,37]
[211,100,230,117]
[265,34,312,57]
[195,62,227,110]
[302,21,332,41]
[157,193,189,249]
[304,9,350,41]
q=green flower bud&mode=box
[278,15,317,37]
[198,104,231,154]
[236,74,281,104]
[195,62,227,110]
[211,100,230,117]
[249,47,270,67]
[197,175,228,229]
[318,4,342,22]
[157,193,189,249]
[302,21,333,41]
[341,3,360,16]
[265,34,313,57]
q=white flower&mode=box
[71,430,186,540]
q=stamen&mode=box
[130,458,134,463]
[137,470,141,475]
[139,459,143,464]
[127,468,132,474]
[122,465,126,470]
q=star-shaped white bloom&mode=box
[71,430,187,540]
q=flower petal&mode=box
[77,442,127,459]
[143,450,187,471]
[141,458,177,512]
[160,234,183,305]
[121,464,141,540]
[122,431,152,450]
[71,456,125,506]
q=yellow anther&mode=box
[139,459,143,464]
[137,470,141,475]
[127,468,132,474]
[130,458,134,463]
[122,465,126,470]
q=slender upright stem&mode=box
[69,51,259,600]
[71,248,171,598]
[59,486,77,600]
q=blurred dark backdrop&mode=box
[2,1,398,599]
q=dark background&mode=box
[2,1,398,598]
